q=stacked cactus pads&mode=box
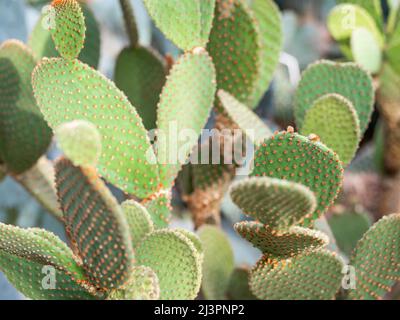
[294,60,374,166]
[251,129,344,221]
[0,40,52,173]
[230,128,345,299]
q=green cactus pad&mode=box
[156,50,216,188]
[55,120,102,167]
[108,266,160,300]
[0,223,98,300]
[142,0,215,50]
[121,200,154,249]
[230,177,317,230]
[328,4,383,47]
[136,229,202,300]
[294,60,374,135]
[251,130,344,221]
[351,28,382,74]
[227,267,256,300]
[336,0,383,28]
[235,222,329,258]
[49,0,86,60]
[250,250,343,300]
[55,158,134,290]
[119,0,139,47]
[32,57,159,198]
[143,192,172,228]
[328,211,372,257]
[249,0,283,106]
[115,47,166,130]
[208,0,261,107]
[218,90,272,144]
[29,3,100,68]
[0,40,52,173]
[348,214,400,300]
[300,94,361,166]
[198,225,235,300]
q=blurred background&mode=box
[0,0,396,299]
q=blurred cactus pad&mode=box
[0,0,399,301]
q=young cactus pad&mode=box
[0,223,98,300]
[156,50,216,188]
[136,229,202,300]
[107,266,160,300]
[0,40,52,173]
[234,222,329,259]
[49,0,86,60]
[251,130,344,221]
[32,58,159,198]
[249,250,344,300]
[55,158,134,290]
[300,94,361,166]
[29,3,100,68]
[230,177,317,230]
[294,60,374,136]
[121,200,154,248]
[55,120,102,167]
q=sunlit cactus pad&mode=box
[300,94,361,166]
[230,177,317,230]
[115,47,166,130]
[29,3,100,68]
[0,40,52,173]
[0,223,98,300]
[136,229,202,300]
[121,200,154,248]
[156,50,216,188]
[251,130,344,221]
[107,266,160,300]
[55,120,102,167]
[198,225,235,300]
[32,57,159,198]
[50,0,86,60]
[142,0,215,50]
[348,214,400,300]
[294,60,374,135]
[234,222,329,258]
[208,0,261,107]
[249,250,343,300]
[55,158,134,290]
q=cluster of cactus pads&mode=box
[0,0,399,300]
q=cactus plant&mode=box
[0,0,399,301]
